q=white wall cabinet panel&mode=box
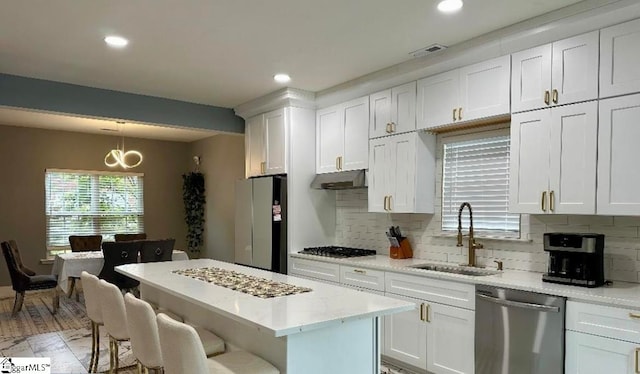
[600,18,640,98]
[370,82,416,138]
[316,97,369,174]
[263,108,287,175]
[597,94,640,215]
[383,294,427,369]
[245,114,265,178]
[417,55,510,130]
[426,302,475,374]
[510,102,597,214]
[512,31,598,113]
[368,132,436,213]
[565,331,638,374]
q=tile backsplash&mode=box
[335,189,640,284]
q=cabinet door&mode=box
[511,44,552,113]
[416,70,459,130]
[390,81,417,134]
[388,133,416,213]
[426,302,474,374]
[459,55,511,122]
[370,89,392,139]
[343,96,369,171]
[245,115,264,177]
[565,331,638,374]
[509,109,551,214]
[551,31,599,106]
[548,102,597,214]
[316,105,343,174]
[263,108,287,175]
[368,137,390,213]
[597,94,640,215]
[383,294,427,370]
[600,18,640,99]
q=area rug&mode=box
[0,291,89,338]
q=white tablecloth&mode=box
[51,250,189,293]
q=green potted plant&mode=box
[182,162,205,258]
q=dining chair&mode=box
[98,279,132,374]
[1,241,59,316]
[98,241,142,291]
[114,233,147,242]
[81,271,103,373]
[157,313,279,374]
[67,235,103,301]
[140,239,175,263]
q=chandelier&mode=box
[104,122,143,169]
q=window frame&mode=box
[439,128,521,239]
[44,168,145,258]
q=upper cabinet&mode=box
[511,31,599,113]
[509,101,598,214]
[600,18,640,99]
[368,132,436,213]
[369,82,416,138]
[316,96,369,174]
[417,55,511,131]
[245,107,288,178]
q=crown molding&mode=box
[234,88,316,120]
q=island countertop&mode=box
[116,258,413,337]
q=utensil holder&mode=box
[390,238,413,259]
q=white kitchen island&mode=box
[116,259,413,374]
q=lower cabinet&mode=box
[383,294,427,369]
[565,331,638,374]
[427,302,475,374]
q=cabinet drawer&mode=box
[385,272,475,310]
[340,266,385,292]
[567,301,640,344]
[289,258,339,283]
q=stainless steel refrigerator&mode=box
[234,175,287,274]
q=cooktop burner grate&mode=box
[298,246,376,258]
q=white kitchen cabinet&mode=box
[426,302,475,374]
[244,107,288,177]
[565,332,638,374]
[600,18,640,99]
[368,131,436,213]
[512,31,599,113]
[597,94,640,215]
[369,82,416,138]
[417,55,510,130]
[509,101,597,214]
[289,257,340,283]
[383,293,427,369]
[340,266,385,292]
[316,96,369,173]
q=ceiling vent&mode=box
[410,44,447,58]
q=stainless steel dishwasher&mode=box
[475,285,566,374]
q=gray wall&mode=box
[188,134,245,262]
[0,124,190,286]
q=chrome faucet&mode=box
[457,202,483,267]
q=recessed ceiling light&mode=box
[437,0,463,13]
[104,35,129,48]
[273,74,291,83]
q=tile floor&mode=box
[0,326,137,374]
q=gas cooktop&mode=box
[298,246,376,258]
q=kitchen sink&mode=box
[409,263,500,276]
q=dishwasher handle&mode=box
[477,293,560,313]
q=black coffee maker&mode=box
[543,233,605,287]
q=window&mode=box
[45,169,144,257]
[441,132,520,238]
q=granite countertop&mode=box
[116,259,413,337]
[290,253,640,310]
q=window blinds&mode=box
[45,169,144,253]
[442,135,519,237]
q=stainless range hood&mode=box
[310,170,367,190]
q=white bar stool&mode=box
[80,271,103,373]
[98,279,132,373]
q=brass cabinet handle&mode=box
[458,107,463,120]
[549,190,555,212]
[390,122,396,133]
[630,313,640,319]
[338,156,343,170]
[544,90,550,105]
[388,195,392,211]
[385,123,391,133]
[552,89,559,104]
[419,303,425,321]
[335,157,340,171]
[635,348,640,373]
[425,304,431,323]
[353,269,366,274]
[383,196,388,211]
[541,191,547,212]
[453,108,457,122]
[261,161,266,174]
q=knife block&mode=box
[390,238,413,259]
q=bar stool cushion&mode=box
[124,293,163,369]
[191,326,225,356]
[81,272,103,324]
[207,351,280,374]
[98,279,129,340]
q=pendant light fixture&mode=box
[104,122,143,169]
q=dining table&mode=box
[51,250,189,294]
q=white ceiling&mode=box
[0,0,587,110]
